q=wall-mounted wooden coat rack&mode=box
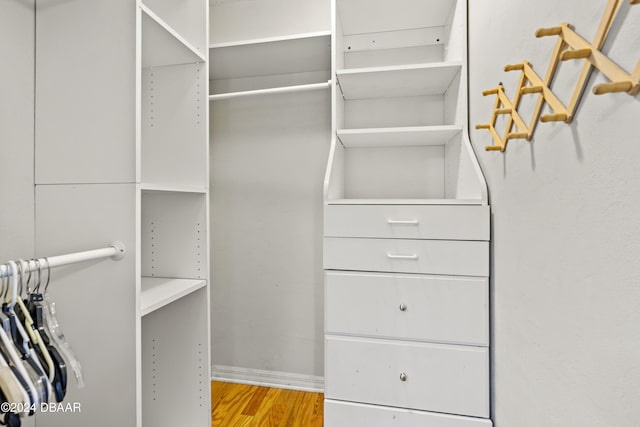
[478,0,639,152]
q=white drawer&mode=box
[325,205,489,241]
[326,271,488,346]
[323,237,489,277]
[325,336,490,418]
[325,400,493,427]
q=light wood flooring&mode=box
[211,381,324,426]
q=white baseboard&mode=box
[212,365,324,393]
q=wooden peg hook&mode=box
[535,26,563,38]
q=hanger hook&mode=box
[1,265,7,301]
[16,260,23,298]
[25,260,33,295]
[43,257,51,295]
[34,259,42,293]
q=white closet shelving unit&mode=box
[34,0,210,426]
[323,0,492,425]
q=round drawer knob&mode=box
[399,372,407,382]
[399,304,407,312]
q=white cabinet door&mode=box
[325,336,490,418]
[324,237,489,277]
[324,205,489,240]
[325,271,488,346]
[325,400,494,427]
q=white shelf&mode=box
[337,126,462,148]
[209,31,331,80]
[327,199,485,206]
[141,4,206,68]
[141,277,207,316]
[337,62,462,100]
[338,0,456,35]
[140,183,207,194]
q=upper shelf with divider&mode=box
[209,31,331,100]
[210,31,330,80]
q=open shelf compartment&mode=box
[141,190,207,280]
[142,288,209,425]
[337,62,461,100]
[337,0,457,35]
[325,133,486,204]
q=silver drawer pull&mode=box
[399,372,407,382]
[387,253,418,260]
[399,304,407,312]
[387,219,419,225]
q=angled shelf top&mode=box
[337,62,462,100]
[337,0,457,35]
[141,277,207,316]
[327,199,485,206]
[141,4,206,68]
[209,31,331,80]
[337,126,463,148]
[140,183,208,194]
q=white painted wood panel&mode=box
[337,0,457,35]
[325,336,490,417]
[35,0,136,184]
[325,271,489,346]
[323,238,489,277]
[325,400,493,427]
[337,63,462,100]
[142,63,207,187]
[35,184,137,427]
[324,204,489,240]
[337,126,462,148]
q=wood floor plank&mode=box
[242,385,270,416]
[212,383,258,426]
[211,381,324,427]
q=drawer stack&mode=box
[323,204,492,426]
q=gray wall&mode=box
[0,1,34,424]
[469,2,640,426]
[0,0,35,261]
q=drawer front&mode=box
[325,400,493,427]
[325,337,490,418]
[326,271,488,346]
[324,205,489,241]
[324,237,489,277]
